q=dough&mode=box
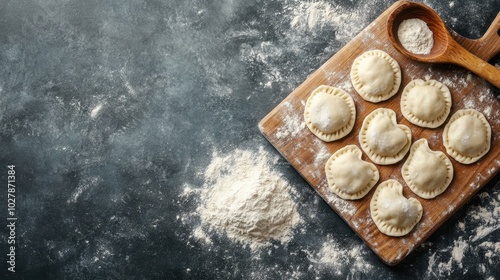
[359,108,411,165]
[401,79,452,128]
[443,109,491,164]
[370,179,423,237]
[325,145,379,200]
[350,50,402,103]
[402,139,453,199]
[304,85,356,142]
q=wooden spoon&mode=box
[387,1,500,88]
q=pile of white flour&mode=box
[197,147,302,250]
[397,18,434,54]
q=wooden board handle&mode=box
[453,12,500,61]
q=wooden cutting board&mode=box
[259,1,500,266]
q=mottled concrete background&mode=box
[0,0,499,279]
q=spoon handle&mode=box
[454,46,500,88]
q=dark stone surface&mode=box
[0,0,498,279]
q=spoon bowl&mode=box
[387,1,500,88]
[387,1,449,62]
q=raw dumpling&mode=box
[304,85,356,142]
[350,50,402,103]
[401,79,452,128]
[359,108,411,165]
[443,109,491,164]
[325,145,379,200]
[402,139,453,199]
[370,180,423,237]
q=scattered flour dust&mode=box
[275,101,306,140]
[238,0,376,90]
[461,87,500,125]
[288,0,372,41]
[196,147,302,250]
[308,235,374,276]
[424,188,500,278]
[290,1,336,31]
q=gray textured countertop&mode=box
[1,0,499,279]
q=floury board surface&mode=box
[259,1,500,265]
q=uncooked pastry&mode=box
[325,145,379,200]
[370,179,423,237]
[402,139,453,199]
[443,109,491,164]
[359,108,411,165]
[350,50,402,103]
[401,79,452,128]
[304,85,356,142]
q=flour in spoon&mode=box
[398,18,434,54]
